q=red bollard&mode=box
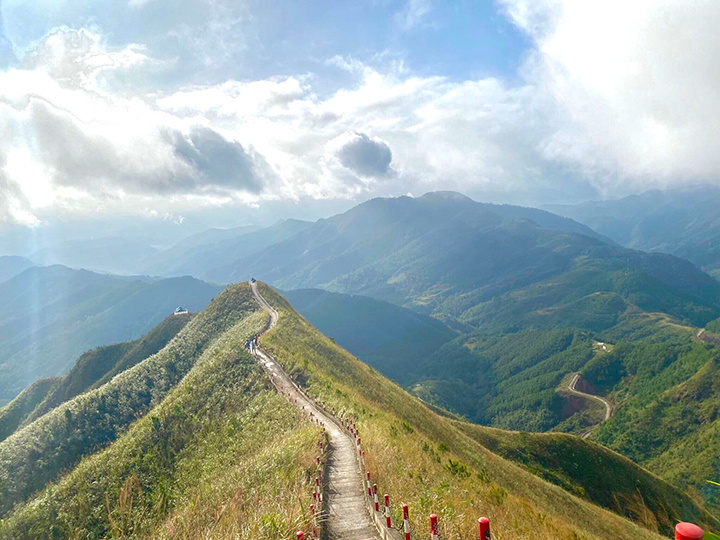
[478,517,490,540]
[367,472,372,496]
[373,484,379,511]
[310,504,317,537]
[384,494,391,527]
[675,523,704,540]
[430,514,438,540]
[402,505,411,540]
[297,532,304,540]
[312,490,317,502]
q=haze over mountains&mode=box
[0,265,221,402]
[544,186,720,273]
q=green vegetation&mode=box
[398,328,594,431]
[544,186,720,272]
[575,336,720,512]
[258,283,718,538]
[206,192,720,336]
[454,423,711,532]
[0,283,321,540]
[0,378,59,442]
[2,281,718,539]
[705,317,720,334]
[0,284,258,517]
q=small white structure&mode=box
[174,307,189,315]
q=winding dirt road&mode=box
[249,281,382,540]
[567,373,612,422]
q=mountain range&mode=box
[544,186,720,272]
[3,190,720,535]
[197,192,720,338]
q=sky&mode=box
[1,0,720,243]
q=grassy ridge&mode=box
[0,285,257,517]
[258,283,718,538]
[0,283,321,540]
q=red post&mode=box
[675,523,704,540]
[312,490,317,502]
[297,532,304,540]
[402,504,411,540]
[430,514,438,540]
[478,517,490,540]
[310,504,317,537]
[373,484,379,511]
[384,494,391,527]
[367,472,372,496]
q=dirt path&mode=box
[567,373,612,422]
[562,373,613,438]
[249,281,382,540]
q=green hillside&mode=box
[1,282,716,539]
[0,265,221,401]
[543,186,720,272]
[454,423,710,532]
[580,335,720,511]
[0,378,59,442]
[0,285,258,517]
[0,283,323,539]
[406,328,596,430]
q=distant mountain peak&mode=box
[417,190,475,203]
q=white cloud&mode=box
[23,28,152,91]
[0,35,275,224]
[502,0,720,191]
[8,1,720,225]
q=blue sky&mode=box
[0,0,530,88]
[0,0,719,240]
